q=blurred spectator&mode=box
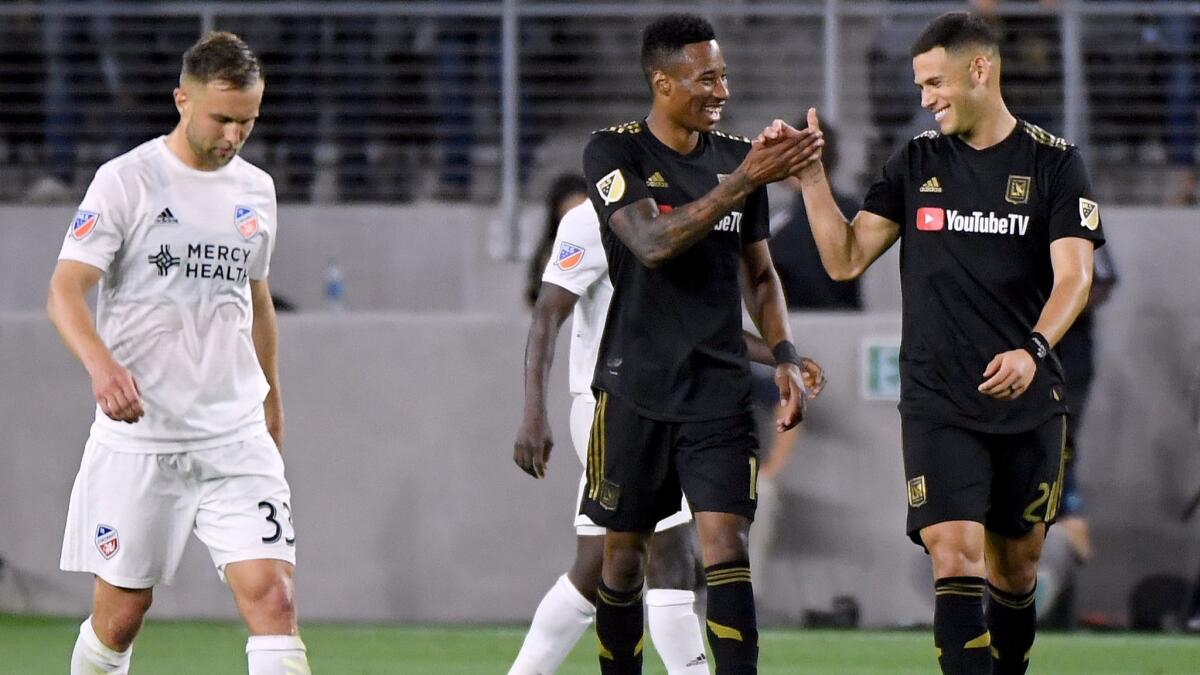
[0,2,40,183]
[1086,3,1198,204]
[32,0,133,202]
[256,16,321,201]
[973,0,1062,133]
[1162,11,1198,205]
[1036,245,1118,627]
[769,121,861,310]
[866,4,935,165]
[524,173,588,308]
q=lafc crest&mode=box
[907,476,927,508]
[1005,175,1031,205]
[596,169,626,206]
[1078,198,1100,230]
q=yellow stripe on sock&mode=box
[964,631,991,649]
[700,571,748,583]
[634,635,644,656]
[987,589,1036,610]
[706,619,744,642]
[598,636,613,661]
[705,568,751,581]
[706,572,752,581]
[596,587,642,608]
[936,586,984,595]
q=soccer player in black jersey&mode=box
[777,12,1105,675]
[579,14,823,675]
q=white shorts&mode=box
[570,394,691,536]
[60,432,296,588]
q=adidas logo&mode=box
[919,177,943,193]
[686,653,708,667]
[646,171,668,188]
[155,207,178,224]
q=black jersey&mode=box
[862,120,1106,433]
[582,120,769,422]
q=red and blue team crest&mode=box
[70,210,100,241]
[555,241,585,271]
[95,524,119,560]
[235,206,258,239]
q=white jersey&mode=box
[540,202,611,398]
[57,137,277,452]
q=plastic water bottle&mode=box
[324,257,345,312]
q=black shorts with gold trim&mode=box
[580,390,759,532]
[901,414,1067,546]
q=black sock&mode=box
[934,576,992,674]
[987,582,1036,675]
[595,579,644,675]
[705,560,758,675]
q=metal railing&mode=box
[0,1,1196,254]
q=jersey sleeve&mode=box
[741,185,770,246]
[1047,148,1105,248]
[248,177,278,281]
[582,133,653,228]
[541,202,606,296]
[861,143,909,229]
[57,165,131,272]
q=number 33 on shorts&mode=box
[258,499,296,545]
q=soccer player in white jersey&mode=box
[511,201,822,673]
[47,32,309,675]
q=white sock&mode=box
[646,589,709,674]
[246,635,310,675]
[71,617,131,675]
[508,574,596,674]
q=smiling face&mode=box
[653,40,729,133]
[173,77,264,170]
[912,45,995,138]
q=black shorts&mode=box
[580,390,759,532]
[901,414,1067,546]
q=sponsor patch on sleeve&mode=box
[1078,198,1099,230]
[69,210,100,241]
[555,241,585,271]
[595,169,626,206]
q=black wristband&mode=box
[772,340,802,367]
[1023,332,1050,361]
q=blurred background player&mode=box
[524,173,588,309]
[782,11,1105,674]
[46,32,309,675]
[580,14,822,674]
[512,197,708,675]
[1036,244,1117,626]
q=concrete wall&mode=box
[1,206,1197,626]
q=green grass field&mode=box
[5,614,1199,674]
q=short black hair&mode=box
[181,31,262,88]
[640,14,717,84]
[910,12,999,59]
